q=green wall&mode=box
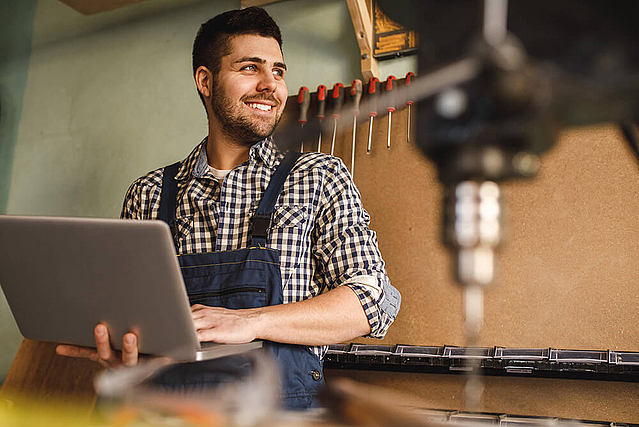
[0,0,416,382]
[1,0,38,213]
[0,0,39,384]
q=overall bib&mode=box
[152,151,324,409]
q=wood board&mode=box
[281,89,639,352]
[281,84,639,422]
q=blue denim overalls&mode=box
[152,151,324,409]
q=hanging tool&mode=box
[405,72,415,143]
[384,75,397,149]
[366,77,380,154]
[316,85,327,153]
[330,82,345,156]
[350,79,363,176]
[297,86,310,152]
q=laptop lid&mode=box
[0,215,260,361]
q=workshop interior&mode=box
[1,0,638,425]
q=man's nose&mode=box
[257,71,277,92]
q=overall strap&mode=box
[159,161,181,244]
[251,151,302,247]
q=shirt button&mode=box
[310,369,322,381]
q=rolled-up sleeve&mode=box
[312,157,401,338]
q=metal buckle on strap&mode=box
[252,214,272,238]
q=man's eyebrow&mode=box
[235,56,287,71]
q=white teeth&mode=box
[247,103,272,111]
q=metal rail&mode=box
[325,344,639,381]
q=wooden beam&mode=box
[346,0,378,80]
[58,0,149,15]
[58,0,284,15]
[241,0,284,7]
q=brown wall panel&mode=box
[283,88,639,422]
[282,94,639,351]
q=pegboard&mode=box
[280,80,639,422]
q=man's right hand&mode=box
[56,324,139,368]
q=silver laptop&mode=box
[0,215,262,362]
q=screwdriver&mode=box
[297,86,310,152]
[350,79,363,176]
[330,82,345,157]
[405,72,415,143]
[366,77,380,154]
[316,85,326,153]
[384,75,397,149]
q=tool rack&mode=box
[325,344,639,382]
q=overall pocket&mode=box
[184,268,268,309]
[178,247,282,308]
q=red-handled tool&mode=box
[405,72,415,143]
[350,79,363,176]
[316,85,327,153]
[385,75,397,149]
[330,82,345,156]
[366,77,380,154]
[297,86,310,151]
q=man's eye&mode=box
[241,65,258,72]
[273,69,285,78]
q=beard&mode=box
[210,80,283,147]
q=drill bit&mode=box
[405,72,415,143]
[316,85,326,152]
[350,79,363,176]
[297,86,310,152]
[330,82,345,157]
[384,75,397,150]
[366,77,380,154]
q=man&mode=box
[57,7,400,409]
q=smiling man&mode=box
[202,32,287,168]
[57,7,400,409]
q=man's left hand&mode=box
[191,304,258,343]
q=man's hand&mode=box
[55,324,139,368]
[191,305,259,344]
[191,286,371,346]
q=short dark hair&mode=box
[192,7,283,105]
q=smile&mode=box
[246,102,273,112]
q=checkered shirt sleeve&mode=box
[121,170,163,220]
[308,155,400,338]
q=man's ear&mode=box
[195,66,213,99]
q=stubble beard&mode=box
[210,80,282,147]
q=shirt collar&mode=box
[175,136,282,180]
[249,136,281,168]
[175,137,208,180]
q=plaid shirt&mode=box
[121,137,401,359]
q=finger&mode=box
[94,324,117,363]
[190,304,207,312]
[196,328,222,343]
[191,310,207,321]
[192,314,219,330]
[192,317,206,329]
[121,333,139,367]
[190,305,214,320]
[56,344,99,362]
[191,306,226,319]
